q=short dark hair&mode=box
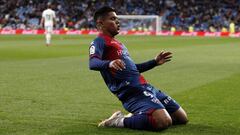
[94,6,116,23]
[47,2,52,8]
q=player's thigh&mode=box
[45,26,53,33]
[123,91,172,129]
[123,90,165,114]
[153,88,180,114]
[154,88,188,124]
[152,109,172,129]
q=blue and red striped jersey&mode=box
[89,33,157,99]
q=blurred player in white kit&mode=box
[40,2,56,46]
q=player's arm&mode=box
[89,39,126,71]
[53,18,56,28]
[40,11,45,28]
[90,58,125,71]
[136,59,157,73]
[136,51,172,73]
[89,57,110,71]
[90,58,126,71]
[89,40,111,71]
[40,17,44,28]
[53,11,56,28]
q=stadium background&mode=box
[1,0,240,32]
[0,0,240,135]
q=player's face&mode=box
[101,12,120,37]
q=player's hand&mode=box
[109,59,126,71]
[155,51,172,65]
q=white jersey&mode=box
[42,9,56,27]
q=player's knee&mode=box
[151,109,172,130]
[154,116,172,130]
[172,108,188,124]
[179,115,188,125]
[183,118,188,125]
[181,109,188,124]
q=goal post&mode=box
[117,15,162,34]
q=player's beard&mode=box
[111,24,120,36]
[108,27,119,37]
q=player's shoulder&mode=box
[42,9,48,14]
[49,9,55,13]
[42,9,47,13]
[43,9,54,13]
[90,36,105,46]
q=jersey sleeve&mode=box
[52,11,56,19]
[136,59,157,73]
[89,38,105,59]
[89,38,110,71]
[42,11,45,18]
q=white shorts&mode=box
[45,25,53,33]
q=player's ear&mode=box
[96,19,103,29]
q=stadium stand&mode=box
[0,0,240,32]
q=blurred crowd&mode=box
[0,0,240,32]
[163,0,240,32]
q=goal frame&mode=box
[117,15,161,32]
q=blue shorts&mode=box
[122,84,180,115]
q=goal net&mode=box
[117,15,161,34]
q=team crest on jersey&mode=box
[90,46,95,55]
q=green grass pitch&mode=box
[0,35,240,135]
